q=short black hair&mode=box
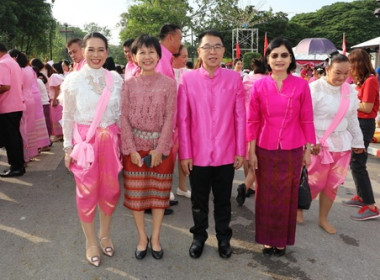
[197,30,224,46]
[131,34,161,58]
[264,37,296,73]
[103,57,116,71]
[123,38,135,48]
[53,62,63,74]
[233,58,242,66]
[326,50,349,67]
[159,24,181,40]
[0,43,7,52]
[9,49,28,68]
[251,57,266,74]
[83,32,108,50]
[66,38,82,48]
[30,58,45,72]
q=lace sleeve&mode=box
[112,72,123,126]
[347,95,364,148]
[61,76,76,148]
[120,80,137,155]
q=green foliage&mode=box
[290,0,380,49]
[83,23,112,38]
[242,52,262,70]
[119,0,192,40]
[108,45,126,66]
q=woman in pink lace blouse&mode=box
[121,35,177,260]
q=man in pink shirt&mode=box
[156,24,182,79]
[178,30,246,259]
[67,38,86,71]
[123,38,139,80]
[0,44,26,177]
[154,23,183,213]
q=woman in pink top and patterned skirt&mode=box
[247,38,315,257]
[121,35,176,260]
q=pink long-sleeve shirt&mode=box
[155,44,174,80]
[178,66,246,166]
[247,74,315,150]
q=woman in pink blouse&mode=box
[247,38,315,257]
[121,35,176,260]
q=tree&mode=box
[0,0,55,55]
[83,22,111,38]
[290,0,380,49]
[119,0,192,40]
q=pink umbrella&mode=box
[295,38,337,55]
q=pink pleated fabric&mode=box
[70,124,122,223]
[308,151,351,201]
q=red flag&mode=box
[342,33,347,56]
[236,42,241,59]
[264,32,269,55]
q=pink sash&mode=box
[70,70,113,169]
[319,82,351,164]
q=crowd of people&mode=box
[1,23,379,267]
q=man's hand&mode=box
[234,156,245,170]
[181,159,193,175]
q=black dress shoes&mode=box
[218,240,232,259]
[144,208,174,215]
[150,242,164,259]
[135,238,149,260]
[246,188,255,197]
[169,200,178,206]
[189,240,204,259]
[0,168,25,178]
[273,247,286,257]
[262,246,274,256]
[236,183,246,206]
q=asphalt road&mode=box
[1,143,379,280]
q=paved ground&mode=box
[0,143,379,280]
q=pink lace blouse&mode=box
[121,72,177,156]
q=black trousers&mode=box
[350,118,375,204]
[0,111,24,170]
[189,164,234,243]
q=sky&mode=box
[51,0,355,45]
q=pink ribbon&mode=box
[319,82,350,164]
[70,70,113,169]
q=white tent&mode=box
[351,37,380,49]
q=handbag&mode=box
[298,166,312,210]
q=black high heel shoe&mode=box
[150,237,163,259]
[135,237,149,260]
[273,247,286,257]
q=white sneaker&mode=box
[176,188,191,198]
[170,192,175,201]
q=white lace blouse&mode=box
[310,78,364,152]
[60,64,123,148]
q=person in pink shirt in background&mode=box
[67,38,86,72]
[178,30,246,259]
[0,43,26,177]
[247,38,315,257]
[123,38,139,80]
[155,23,183,211]
[236,57,267,206]
[172,44,191,199]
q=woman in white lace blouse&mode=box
[61,32,123,267]
[297,53,364,234]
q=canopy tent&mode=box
[351,37,380,49]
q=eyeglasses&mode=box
[269,52,291,59]
[199,44,224,52]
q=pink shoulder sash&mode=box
[70,70,113,169]
[320,82,351,164]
